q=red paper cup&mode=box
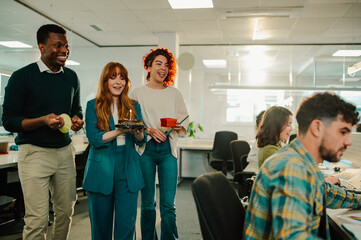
[160,118,177,127]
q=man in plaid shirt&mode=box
[244,92,361,239]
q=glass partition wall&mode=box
[177,44,361,140]
[1,43,360,140]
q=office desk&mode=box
[328,208,361,239]
[177,139,213,184]
[321,154,361,239]
[0,143,88,169]
[0,151,18,169]
[73,144,88,155]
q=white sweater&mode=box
[130,85,189,158]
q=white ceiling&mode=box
[9,0,361,46]
[0,0,360,86]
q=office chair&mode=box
[230,140,250,176]
[229,140,256,198]
[235,168,256,199]
[75,144,90,195]
[0,168,25,235]
[289,133,297,142]
[191,172,246,240]
[208,131,238,175]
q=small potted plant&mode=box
[188,121,203,138]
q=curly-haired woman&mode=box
[130,48,189,240]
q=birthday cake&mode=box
[116,119,145,129]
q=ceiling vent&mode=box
[224,7,303,19]
[89,24,103,31]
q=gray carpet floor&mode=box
[0,178,202,240]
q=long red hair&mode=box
[95,62,135,131]
[143,48,177,86]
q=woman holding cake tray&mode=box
[82,62,146,240]
[130,48,189,240]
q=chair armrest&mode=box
[234,171,256,183]
[240,155,248,171]
[234,171,257,198]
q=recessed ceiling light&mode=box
[332,50,361,57]
[347,60,361,75]
[168,0,213,9]
[252,19,259,41]
[225,7,303,19]
[203,59,227,68]
[339,77,361,82]
[253,32,269,40]
[0,41,32,48]
[66,60,80,66]
[0,72,11,77]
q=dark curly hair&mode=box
[143,48,177,87]
[257,106,292,148]
[37,24,66,45]
[256,110,266,128]
[296,92,359,135]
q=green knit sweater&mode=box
[258,143,282,168]
[2,63,82,148]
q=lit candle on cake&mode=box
[129,109,132,121]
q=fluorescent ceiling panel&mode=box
[252,19,258,41]
[203,59,226,68]
[168,0,213,9]
[348,61,361,75]
[339,77,361,82]
[0,41,32,48]
[225,7,303,18]
[332,50,361,57]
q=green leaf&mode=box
[189,130,195,138]
[187,121,204,138]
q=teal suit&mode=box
[82,99,146,240]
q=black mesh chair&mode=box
[0,168,25,235]
[208,131,238,175]
[192,172,246,240]
[289,133,297,142]
[230,140,250,176]
[75,144,90,195]
[229,140,256,198]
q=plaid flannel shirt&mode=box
[244,139,361,240]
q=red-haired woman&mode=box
[130,48,189,240]
[83,62,146,240]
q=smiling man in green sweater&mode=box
[2,24,84,240]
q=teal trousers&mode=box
[87,145,138,240]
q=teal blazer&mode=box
[82,99,146,194]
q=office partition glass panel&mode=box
[195,88,361,140]
[178,44,361,139]
[1,42,360,139]
[0,73,10,127]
